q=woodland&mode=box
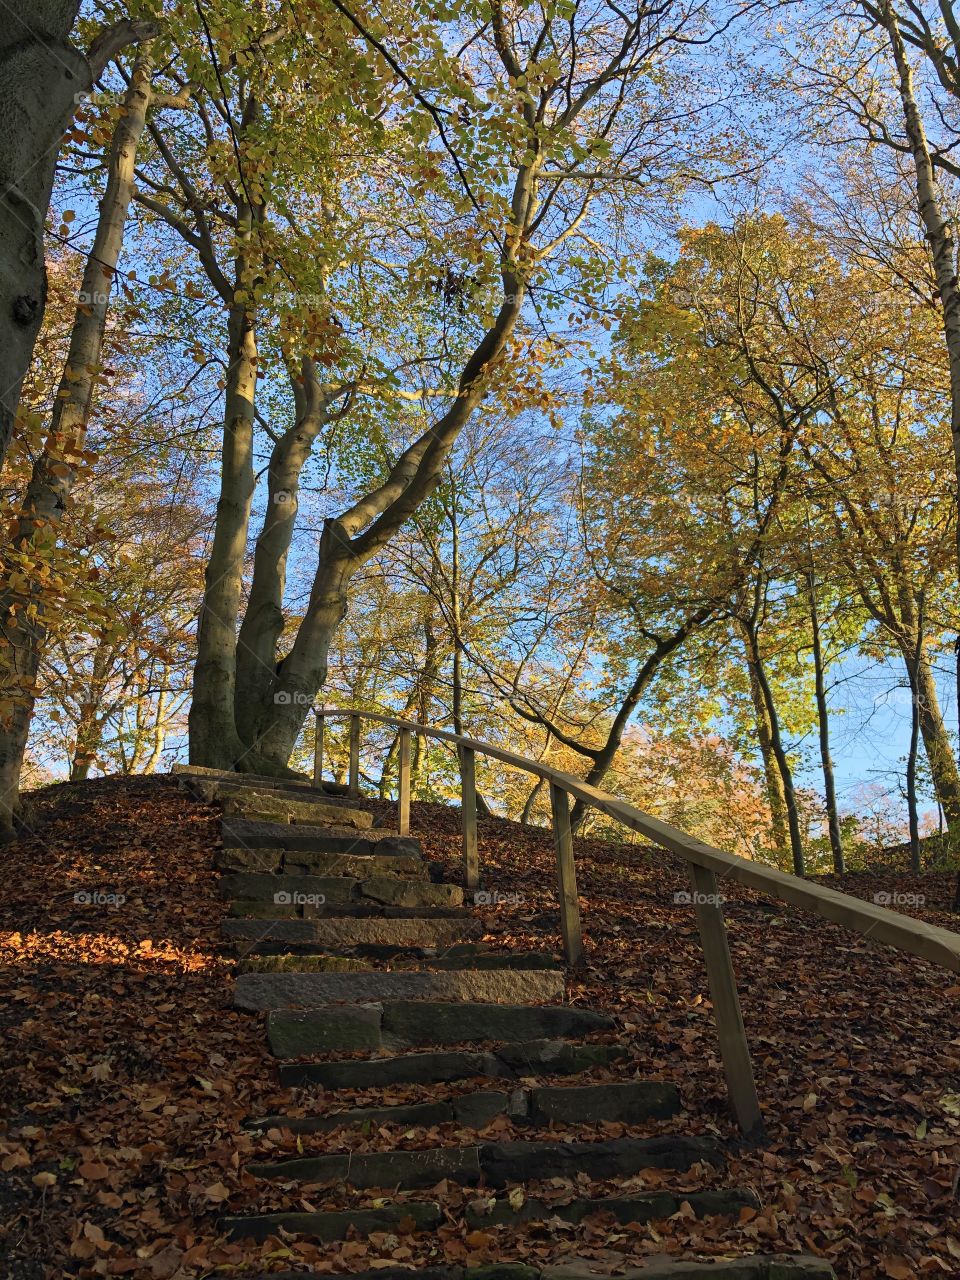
[7,0,960,883]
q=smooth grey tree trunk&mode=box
[0,49,154,837]
[0,5,155,470]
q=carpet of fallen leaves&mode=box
[0,774,958,1280]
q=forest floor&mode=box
[0,774,958,1280]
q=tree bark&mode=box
[805,570,844,873]
[233,359,343,747]
[900,638,960,827]
[187,253,260,767]
[0,49,154,836]
[737,616,791,853]
[0,7,157,470]
[740,611,805,876]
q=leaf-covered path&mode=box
[0,774,957,1279]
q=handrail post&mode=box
[550,783,584,966]
[348,713,361,798]
[689,863,764,1140]
[460,745,479,891]
[397,727,411,837]
[313,711,325,789]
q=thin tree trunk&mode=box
[805,570,844,873]
[741,612,805,876]
[738,617,791,853]
[69,638,112,781]
[0,50,154,836]
[906,668,921,873]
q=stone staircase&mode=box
[176,765,837,1280]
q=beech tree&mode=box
[0,2,158,471]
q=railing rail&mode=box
[311,705,960,1140]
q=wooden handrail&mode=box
[311,705,960,1139]
[314,706,960,973]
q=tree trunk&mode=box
[905,668,921,873]
[187,294,259,768]
[740,613,805,876]
[881,3,960,900]
[244,266,530,770]
[234,361,341,746]
[0,7,155,470]
[738,617,791,853]
[69,637,112,781]
[901,639,960,827]
[0,50,153,836]
[805,570,844,873]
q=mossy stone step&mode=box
[172,763,315,792]
[220,1199,441,1243]
[466,1186,759,1228]
[247,1134,724,1188]
[233,967,566,1011]
[267,1000,607,1056]
[221,790,374,828]
[222,819,414,853]
[223,914,481,949]
[215,848,423,876]
[277,1038,626,1088]
[247,1080,679,1133]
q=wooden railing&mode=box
[312,706,960,1140]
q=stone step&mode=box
[466,1186,760,1228]
[238,1259,836,1280]
[215,847,423,876]
[172,763,316,793]
[366,1000,611,1048]
[223,915,481,949]
[220,870,462,908]
[222,819,416,855]
[239,949,559,974]
[246,1134,725,1188]
[247,1079,681,1133]
[277,1038,626,1087]
[220,1199,441,1244]
[221,789,374,829]
[233,967,566,1011]
[227,900,470,920]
